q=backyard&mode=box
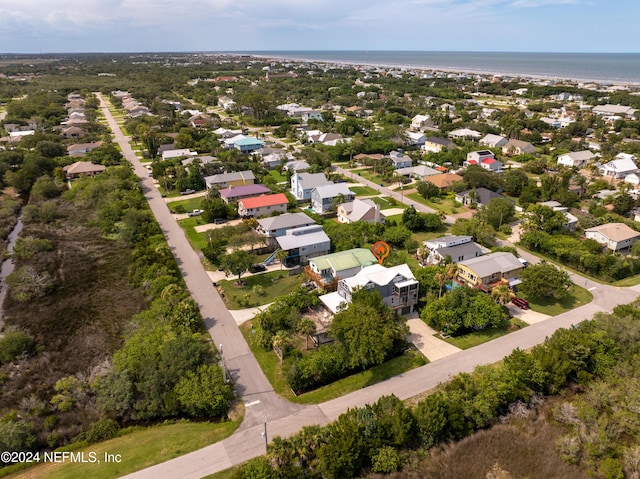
[217,271,304,309]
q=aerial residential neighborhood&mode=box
[2,52,640,479]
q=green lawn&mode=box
[406,193,461,214]
[294,349,427,404]
[178,217,210,251]
[612,274,640,287]
[370,196,407,210]
[218,271,304,309]
[439,318,528,350]
[240,323,427,404]
[355,170,388,186]
[349,185,379,196]
[412,230,449,244]
[4,419,242,479]
[518,285,593,316]
[268,170,288,183]
[167,197,206,213]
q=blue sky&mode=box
[0,0,637,53]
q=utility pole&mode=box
[261,419,268,452]
[220,344,227,383]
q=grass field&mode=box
[218,271,304,309]
[167,197,206,213]
[178,217,210,251]
[349,185,379,196]
[268,170,288,183]
[370,196,407,210]
[406,193,461,214]
[240,322,427,403]
[518,285,593,316]
[440,318,528,350]
[3,419,243,479]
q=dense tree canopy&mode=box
[420,286,509,336]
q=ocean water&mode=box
[243,51,640,84]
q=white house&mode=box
[320,263,419,315]
[480,134,508,148]
[387,150,413,169]
[290,172,332,201]
[557,150,595,168]
[448,128,482,139]
[599,157,638,179]
[585,223,640,251]
[405,131,426,147]
[276,225,331,267]
[411,114,431,130]
[337,199,384,224]
[311,183,355,214]
[466,150,495,164]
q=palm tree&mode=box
[272,330,290,364]
[435,271,447,298]
[275,249,288,270]
[296,317,316,350]
[491,284,514,305]
[444,262,458,283]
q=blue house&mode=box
[233,137,265,153]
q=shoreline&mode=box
[245,52,640,88]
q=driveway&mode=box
[406,316,462,362]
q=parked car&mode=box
[249,263,267,273]
[180,189,196,195]
[213,218,227,224]
[188,209,204,217]
[511,297,530,310]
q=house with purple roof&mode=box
[219,184,271,204]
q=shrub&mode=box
[86,418,119,443]
[371,446,403,473]
[0,330,37,364]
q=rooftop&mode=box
[239,193,288,209]
[310,248,378,272]
[458,252,523,277]
[586,223,640,242]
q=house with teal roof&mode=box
[233,136,265,153]
[307,248,378,289]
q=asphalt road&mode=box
[96,98,640,478]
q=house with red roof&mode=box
[465,150,503,171]
[238,193,289,218]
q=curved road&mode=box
[96,95,640,478]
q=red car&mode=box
[511,297,530,310]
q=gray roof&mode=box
[436,242,487,260]
[561,150,594,161]
[458,252,522,277]
[205,170,255,185]
[396,165,440,177]
[276,226,330,250]
[457,187,512,206]
[284,160,310,172]
[312,183,353,199]
[297,172,331,189]
[257,212,315,231]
